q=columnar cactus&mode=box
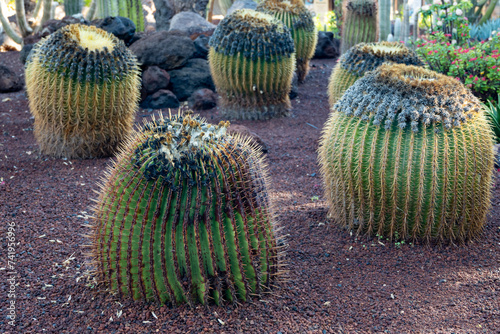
[341,0,378,55]
[25,24,140,158]
[96,0,145,31]
[90,113,282,305]
[328,42,424,106]
[208,9,296,120]
[257,0,318,83]
[319,64,495,243]
[64,0,82,16]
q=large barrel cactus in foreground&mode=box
[25,24,140,158]
[328,42,424,106]
[257,0,318,83]
[90,113,282,305]
[341,0,378,55]
[319,64,495,243]
[208,9,296,120]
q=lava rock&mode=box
[129,31,195,70]
[228,124,268,153]
[92,16,136,45]
[140,89,180,109]
[188,89,217,110]
[153,0,176,31]
[141,66,171,96]
[313,31,340,59]
[169,12,215,38]
[227,0,258,15]
[19,44,34,65]
[193,35,210,59]
[0,65,23,93]
[169,59,214,101]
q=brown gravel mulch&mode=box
[1,50,499,334]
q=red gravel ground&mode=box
[1,50,499,334]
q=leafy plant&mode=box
[483,94,500,142]
[469,18,500,41]
[314,11,340,38]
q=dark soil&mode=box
[1,50,499,334]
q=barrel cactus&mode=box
[319,64,495,243]
[257,0,318,83]
[208,9,296,120]
[328,42,424,106]
[90,113,282,305]
[341,0,378,55]
[25,24,140,158]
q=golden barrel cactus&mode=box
[319,64,495,243]
[328,42,424,106]
[257,0,318,83]
[90,112,283,305]
[208,9,296,120]
[25,24,140,158]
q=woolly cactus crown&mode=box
[208,9,295,61]
[132,114,230,186]
[256,0,315,31]
[339,42,424,76]
[28,24,137,84]
[333,64,482,132]
[346,0,377,16]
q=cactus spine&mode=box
[208,9,296,120]
[25,24,140,158]
[257,0,318,83]
[341,0,378,55]
[90,113,282,305]
[319,64,495,243]
[328,42,424,106]
[64,0,83,16]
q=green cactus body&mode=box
[208,9,296,120]
[319,64,495,243]
[328,42,424,107]
[96,0,144,31]
[25,24,140,158]
[341,0,378,55]
[64,0,83,16]
[257,0,318,83]
[91,113,282,305]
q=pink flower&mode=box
[428,51,433,55]
[474,77,478,82]
[451,61,456,64]
[492,66,497,69]
[469,74,473,78]
[434,50,438,53]
[467,84,472,88]
[493,50,498,53]
[445,34,452,37]
[482,77,486,81]
[470,57,477,61]
[446,43,451,46]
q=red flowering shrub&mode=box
[416,30,500,102]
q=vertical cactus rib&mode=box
[319,64,494,243]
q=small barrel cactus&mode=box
[90,113,282,305]
[328,42,424,106]
[25,24,140,158]
[341,0,378,55]
[319,64,495,243]
[257,0,318,83]
[208,9,296,120]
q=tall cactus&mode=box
[90,113,282,305]
[319,64,495,243]
[208,9,296,120]
[341,0,378,54]
[64,0,83,16]
[96,0,144,31]
[378,0,390,41]
[328,42,424,106]
[257,0,318,83]
[25,24,140,158]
